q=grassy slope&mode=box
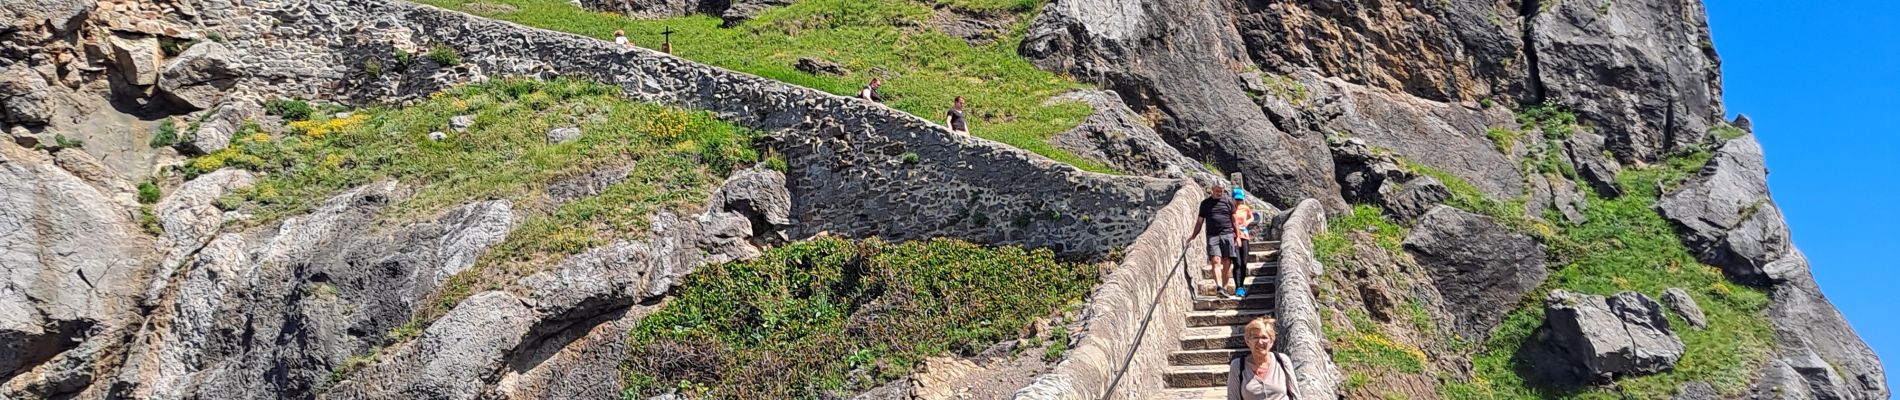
[621,237,1096,399]
[412,0,1112,173]
[192,78,760,330]
[1320,107,1774,399]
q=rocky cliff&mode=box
[1015,0,1882,398]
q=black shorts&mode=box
[1206,234,1239,259]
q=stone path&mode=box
[1158,239,1281,399]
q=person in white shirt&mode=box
[613,29,631,47]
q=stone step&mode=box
[1163,364,1229,388]
[1198,262,1279,279]
[1186,309,1274,328]
[1191,294,1275,311]
[1169,349,1247,366]
[1247,240,1280,253]
[1246,249,1279,264]
[1179,325,1247,351]
[1193,279,1276,297]
[1157,387,1226,399]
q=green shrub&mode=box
[621,237,1096,399]
[900,152,920,164]
[205,31,226,44]
[428,44,462,66]
[264,99,315,121]
[762,153,789,172]
[1710,123,1747,140]
[1485,127,1521,155]
[137,206,163,235]
[151,119,180,148]
[137,181,162,204]
[1517,103,1580,140]
[53,134,83,149]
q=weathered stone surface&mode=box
[448,115,474,132]
[1235,0,1528,104]
[1,64,55,126]
[1049,90,1252,204]
[0,0,95,35]
[1565,132,1623,197]
[1317,77,1523,199]
[1403,206,1546,340]
[1766,264,1890,399]
[327,291,537,400]
[108,183,520,399]
[157,41,243,110]
[793,57,848,76]
[108,33,160,86]
[1533,290,1684,384]
[184,102,256,155]
[1532,0,1724,162]
[1020,0,1339,211]
[1749,360,1816,400]
[1674,381,1718,400]
[150,168,255,296]
[1658,135,1790,284]
[545,126,580,143]
[1662,287,1708,330]
[1527,172,1587,224]
[1377,175,1450,223]
[0,141,150,383]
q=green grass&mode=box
[1327,309,1428,375]
[1486,127,1522,155]
[620,237,1096,399]
[137,180,162,204]
[1451,153,1775,400]
[408,0,1112,173]
[1313,204,1407,269]
[1710,123,1747,141]
[182,78,759,327]
[1517,103,1580,141]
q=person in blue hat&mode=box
[1231,188,1256,298]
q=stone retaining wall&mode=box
[1012,185,1200,399]
[1276,199,1342,399]
[213,0,1180,258]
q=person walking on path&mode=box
[859,78,885,103]
[945,96,970,134]
[1231,188,1256,297]
[1228,317,1302,400]
[613,30,632,47]
[1188,184,1240,298]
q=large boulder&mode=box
[1531,0,1724,162]
[1532,290,1684,384]
[0,64,54,126]
[107,33,160,86]
[1403,206,1547,340]
[1657,135,1791,284]
[1049,90,1237,193]
[1765,264,1890,399]
[156,41,243,110]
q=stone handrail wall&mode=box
[220,0,1181,258]
[1013,184,1201,399]
[1275,198,1341,399]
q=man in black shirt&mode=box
[1187,184,1240,298]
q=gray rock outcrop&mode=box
[157,41,243,110]
[0,141,152,384]
[1662,287,1708,330]
[184,102,257,155]
[1532,290,1685,385]
[1532,0,1725,161]
[1658,135,1789,284]
[108,33,160,86]
[1403,206,1546,340]
[1,64,55,126]
[545,126,581,143]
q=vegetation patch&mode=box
[1449,152,1775,399]
[1313,204,1406,269]
[179,78,759,332]
[621,237,1096,399]
[409,0,1113,173]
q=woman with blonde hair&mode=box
[1229,317,1301,400]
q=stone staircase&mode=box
[1158,239,1281,399]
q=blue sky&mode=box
[1704,0,1899,390]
